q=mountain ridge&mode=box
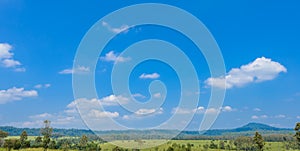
[0,122,293,136]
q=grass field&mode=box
[1,139,300,151]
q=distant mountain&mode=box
[200,122,292,136]
[234,123,281,131]
[0,123,294,138]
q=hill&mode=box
[0,123,294,139]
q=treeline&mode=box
[0,126,94,136]
[0,120,103,151]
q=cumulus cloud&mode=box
[139,73,160,79]
[59,65,90,74]
[222,106,233,112]
[134,108,163,116]
[0,87,38,104]
[88,109,119,118]
[66,95,129,111]
[99,51,131,63]
[0,43,25,71]
[102,21,129,34]
[205,57,287,89]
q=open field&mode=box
[1,140,300,151]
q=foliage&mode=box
[294,122,300,149]
[79,135,88,150]
[41,120,53,151]
[3,138,21,150]
[234,136,255,151]
[253,131,265,151]
[20,130,30,148]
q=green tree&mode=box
[0,130,8,147]
[234,136,254,151]
[4,139,21,151]
[219,140,225,149]
[253,132,265,151]
[79,135,88,150]
[295,122,300,149]
[20,130,29,148]
[41,120,53,151]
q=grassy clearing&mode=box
[1,140,300,151]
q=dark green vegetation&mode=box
[0,122,299,151]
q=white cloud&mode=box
[205,108,219,114]
[153,93,161,98]
[0,87,38,104]
[2,59,21,67]
[14,67,26,72]
[66,95,129,110]
[173,106,234,115]
[98,95,129,106]
[172,107,189,114]
[88,109,119,118]
[205,57,287,89]
[102,21,129,34]
[59,65,90,74]
[253,108,261,112]
[29,113,53,119]
[122,115,130,120]
[0,43,25,71]
[251,115,268,119]
[261,115,268,118]
[139,73,160,79]
[297,116,300,119]
[134,108,163,116]
[34,84,51,89]
[132,93,146,98]
[222,106,233,112]
[99,51,131,63]
[275,114,286,118]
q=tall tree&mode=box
[253,131,265,151]
[295,122,300,149]
[0,130,8,147]
[0,130,8,138]
[79,135,88,150]
[40,120,53,151]
[20,130,28,148]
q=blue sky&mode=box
[0,0,300,130]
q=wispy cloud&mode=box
[139,73,160,79]
[251,115,268,119]
[0,87,38,104]
[205,57,287,89]
[253,108,262,112]
[172,106,235,115]
[59,65,90,74]
[102,21,129,34]
[34,84,51,89]
[0,43,25,72]
[100,51,131,63]
[132,93,146,98]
